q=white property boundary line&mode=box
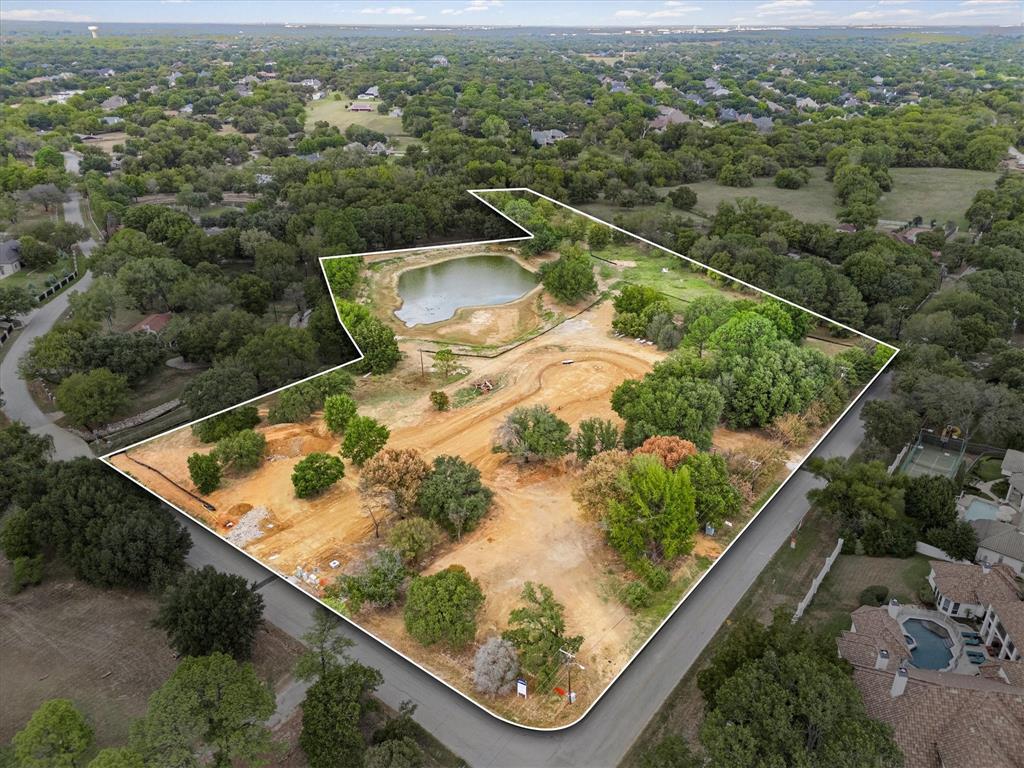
[102,188,898,732]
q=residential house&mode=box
[100,95,127,111]
[388,107,404,118]
[681,92,706,107]
[167,70,183,86]
[838,613,1024,768]
[974,519,1024,576]
[349,102,374,112]
[255,173,274,186]
[718,107,739,123]
[928,560,1019,621]
[368,142,390,156]
[431,55,449,68]
[235,85,254,98]
[97,68,116,78]
[709,86,731,98]
[982,600,1024,661]
[653,80,671,91]
[609,81,630,94]
[101,116,123,126]
[703,77,721,90]
[765,99,786,113]
[128,313,172,334]
[180,103,193,115]
[311,91,325,101]
[752,116,774,133]
[795,96,819,111]
[300,78,323,89]
[0,240,22,279]
[531,129,567,146]
[872,75,884,85]
[648,106,691,132]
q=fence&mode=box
[34,271,77,303]
[915,541,969,564]
[0,323,12,348]
[792,537,844,622]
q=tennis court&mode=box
[899,439,964,479]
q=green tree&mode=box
[927,520,978,562]
[12,699,93,768]
[87,748,145,768]
[0,284,35,321]
[341,415,390,467]
[232,273,273,316]
[300,662,382,768]
[187,452,222,494]
[903,475,956,533]
[130,653,276,768]
[387,518,443,566]
[668,186,697,210]
[429,390,449,411]
[607,455,698,569]
[364,738,424,768]
[539,246,596,304]
[183,361,260,419]
[212,429,266,473]
[193,406,261,443]
[332,548,406,612]
[294,609,355,683]
[638,736,700,768]
[292,452,345,498]
[587,223,611,250]
[404,565,484,649]
[415,455,493,540]
[573,417,620,463]
[55,368,129,429]
[493,404,571,462]
[154,565,265,659]
[323,393,358,434]
[683,452,742,529]
[432,347,458,378]
[503,581,582,680]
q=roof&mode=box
[128,313,172,334]
[929,560,1019,605]
[1003,449,1024,476]
[973,520,1024,563]
[0,239,21,265]
[990,600,1024,644]
[845,605,909,662]
[839,607,1024,768]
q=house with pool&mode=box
[838,592,1024,768]
[928,560,1019,621]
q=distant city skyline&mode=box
[2,0,1022,28]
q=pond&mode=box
[395,254,538,327]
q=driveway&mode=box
[179,373,891,767]
[0,178,96,458]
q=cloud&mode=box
[440,0,501,16]
[845,7,915,19]
[359,6,416,15]
[0,7,94,21]
[613,2,702,20]
[756,0,814,11]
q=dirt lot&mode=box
[0,559,303,751]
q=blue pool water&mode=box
[904,618,953,670]
[964,498,1001,522]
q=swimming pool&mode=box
[964,498,1001,522]
[903,618,954,670]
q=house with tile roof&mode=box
[927,560,1019,620]
[982,599,1024,661]
[974,519,1024,576]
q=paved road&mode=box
[179,373,890,768]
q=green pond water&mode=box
[395,254,538,327]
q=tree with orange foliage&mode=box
[358,448,430,518]
[633,435,697,470]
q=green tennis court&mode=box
[899,441,964,479]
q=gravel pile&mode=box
[225,506,269,546]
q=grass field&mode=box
[583,166,998,231]
[305,98,405,135]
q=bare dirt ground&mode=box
[0,558,303,750]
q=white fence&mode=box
[915,541,969,564]
[792,537,844,622]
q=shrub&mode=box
[473,637,520,696]
[188,452,222,494]
[859,585,890,607]
[292,453,345,498]
[323,394,357,434]
[429,390,450,411]
[193,406,261,443]
[387,518,443,566]
[212,429,266,473]
[621,581,653,611]
[341,415,390,467]
[331,548,406,612]
[416,455,493,540]
[404,565,484,649]
[11,554,44,592]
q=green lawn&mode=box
[2,257,77,297]
[603,247,749,310]
[305,98,405,135]
[687,167,838,223]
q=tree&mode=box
[587,223,611,250]
[473,636,520,696]
[668,185,697,210]
[606,454,698,569]
[21,183,66,212]
[212,429,266,473]
[404,565,484,648]
[300,662,382,768]
[332,548,406,612]
[183,361,260,419]
[232,273,273,316]
[364,738,424,768]
[236,325,319,390]
[493,404,571,462]
[154,565,265,659]
[432,347,458,378]
[130,653,276,768]
[700,650,901,768]
[34,145,64,169]
[0,284,35,321]
[323,393,358,434]
[116,257,189,311]
[55,368,129,429]
[573,417,620,463]
[341,415,390,467]
[387,518,443,566]
[17,235,58,268]
[295,609,355,682]
[927,520,978,562]
[632,435,697,470]
[187,452,221,494]
[503,581,582,680]
[12,699,93,768]
[611,353,724,450]
[572,448,631,518]
[87,748,145,768]
[0,422,52,510]
[292,452,345,498]
[903,475,956,533]
[69,277,119,329]
[193,405,261,443]
[360,448,431,518]
[429,390,449,411]
[684,452,742,528]
[415,455,493,540]
[538,246,596,304]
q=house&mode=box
[872,75,884,85]
[709,86,730,98]
[0,240,22,279]
[838,611,1024,768]
[128,313,172,334]
[300,78,322,89]
[981,600,1024,661]
[311,91,325,101]
[430,55,449,68]
[167,70,183,85]
[100,116,123,126]
[360,85,380,98]
[349,102,374,112]
[718,107,739,123]
[681,92,706,107]
[100,95,127,111]
[609,81,630,94]
[795,96,819,110]
[703,77,721,90]
[928,560,1019,620]
[752,116,774,133]
[97,68,115,78]
[765,99,786,113]
[388,107,404,118]
[653,79,671,91]
[235,85,253,98]
[238,75,260,86]
[255,173,274,186]
[368,142,389,156]
[180,103,193,115]
[1003,449,1024,477]
[974,519,1024,576]
[648,106,691,132]
[530,129,567,146]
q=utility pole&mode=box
[559,647,584,704]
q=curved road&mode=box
[0,183,95,458]
[180,373,890,768]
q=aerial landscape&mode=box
[1,0,1023,766]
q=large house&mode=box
[928,560,1019,620]
[530,129,567,147]
[974,519,1024,576]
[101,95,127,111]
[349,102,374,112]
[648,106,690,132]
[838,602,1024,768]
[0,239,22,279]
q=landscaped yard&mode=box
[305,98,405,136]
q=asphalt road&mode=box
[181,373,890,768]
[0,170,95,458]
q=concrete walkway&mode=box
[1,159,97,458]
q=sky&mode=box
[0,0,1021,27]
